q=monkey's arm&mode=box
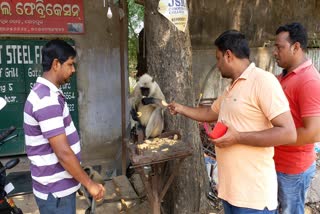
[129,85,142,109]
[154,83,166,101]
[145,107,164,138]
[141,97,168,108]
[130,108,140,122]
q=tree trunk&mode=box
[145,1,210,213]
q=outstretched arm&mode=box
[168,101,218,123]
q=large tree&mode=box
[145,0,210,213]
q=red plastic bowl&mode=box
[208,122,228,139]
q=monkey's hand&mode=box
[141,97,154,105]
[130,108,140,122]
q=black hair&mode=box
[214,30,250,59]
[276,22,308,51]
[42,39,77,72]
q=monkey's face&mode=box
[140,87,150,97]
[137,74,156,97]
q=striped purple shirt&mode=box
[23,77,81,200]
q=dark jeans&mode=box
[222,200,276,214]
[35,192,76,214]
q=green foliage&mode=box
[128,0,144,72]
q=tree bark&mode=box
[145,1,210,213]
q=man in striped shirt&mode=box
[23,39,105,213]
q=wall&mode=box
[76,1,128,167]
[189,0,320,101]
[189,0,320,49]
[193,48,320,101]
[0,1,129,171]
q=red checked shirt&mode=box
[275,59,320,174]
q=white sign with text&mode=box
[158,0,188,32]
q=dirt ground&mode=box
[306,155,320,214]
[3,157,149,214]
[12,193,97,214]
[10,181,151,214]
[12,189,320,214]
[4,135,320,214]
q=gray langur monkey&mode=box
[129,74,166,139]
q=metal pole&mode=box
[119,0,127,175]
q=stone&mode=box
[112,175,139,200]
[306,168,320,203]
[129,173,146,197]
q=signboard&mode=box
[0,39,79,156]
[0,0,84,34]
[158,0,188,32]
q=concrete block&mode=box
[129,173,146,198]
[127,200,151,214]
[112,175,139,200]
[105,180,120,201]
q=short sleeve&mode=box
[211,91,226,114]
[258,73,290,120]
[33,96,65,139]
[299,79,320,117]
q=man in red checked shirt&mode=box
[274,22,320,214]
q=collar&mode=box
[282,59,312,76]
[291,59,312,74]
[238,62,255,80]
[229,62,255,89]
[36,77,64,96]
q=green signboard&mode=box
[0,39,79,157]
